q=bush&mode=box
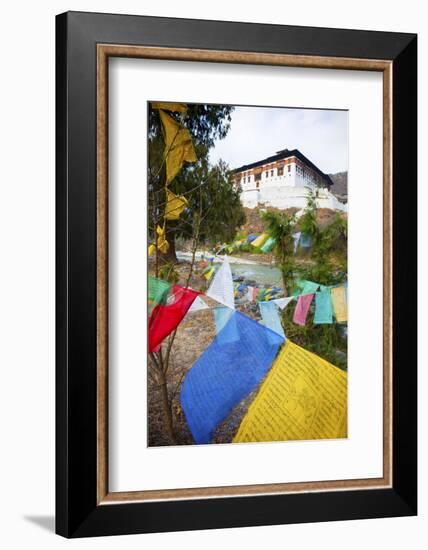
[158,262,180,284]
[281,306,347,370]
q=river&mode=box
[176,250,283,288]
[230,263,282,287]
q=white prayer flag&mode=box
[206,256,235,309]
[243,285,254,302]
[272,296,295,310]
[292,232,301,254]
[187,295,210,313]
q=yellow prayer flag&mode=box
[151,102,188,113]
[159,110,197,183]
[156,224,169,254]
[331,285,348,323]
[204,267,215,281]
[148,244,156,257]
[250,233,268,248]
[164,189,188,220]
[233,340,347,443]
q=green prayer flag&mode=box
[149,276,171,305]
[294,279,319,296]
[260,236,276,253]
[314,289,333,324]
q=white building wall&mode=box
[238,159,346,212]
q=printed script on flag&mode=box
[234,340,347,443]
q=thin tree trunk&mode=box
[158,369,176,444]
[160,222,178,264]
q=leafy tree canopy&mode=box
[148,104,245,258]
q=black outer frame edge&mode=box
[72,489,414,538]
[55,11,69,538]
[391,36,418,513]
[55,11,418,538]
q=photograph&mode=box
[0,1,420,544]
[147,102,349,447]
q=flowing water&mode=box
[176,250,283,288]
[231,263,282,287]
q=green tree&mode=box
[176,158,245,246]
[147,104,245,444]
[298,188,347,286]
[148,104,238,262]
[261,210,296,294]
[280,189,348,369]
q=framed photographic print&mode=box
[56,11,417,537]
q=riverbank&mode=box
[176,249,273,266]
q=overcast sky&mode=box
[209,105,348,174]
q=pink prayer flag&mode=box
[293,293,314,326]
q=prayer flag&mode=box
[259,301,285,341]
[155,224,169,254]
[257,288,267,302]
[233,340,347,443]
[204,266,215,281]
[243,286,254,302]
[260,236,276,253]
[164,189,188,220]
[180,311,285,444]
[292,231,301,253]
[295,279,319,295]
[159,110,197,183]
[148,285,199,351]
[187,295,209,313]
[331,285,348,322]
[300,232,312,248]
[314,289,333,324]
[151,102,188,113]
[251,233,268,248]
[148,276,171,305]
[293,293,314,326]
[272,296,295,310]
[206,256,235,309]
[213,306,239,345]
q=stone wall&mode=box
[241,185,347,212]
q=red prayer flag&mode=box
[293,293,314,326]
[148,285,200,352]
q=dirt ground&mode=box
[147,293,266,446]
[147,260,266,447]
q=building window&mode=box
[277,166,283,176]
[255,172,261,182]
[288,165,291,173]
[265,171,269,177]
[270,169,274,177]
[256,181,260,189]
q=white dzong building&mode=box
[233,148,347,212]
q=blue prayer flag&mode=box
[213,306,239,345]
[259,301,286,341]
[180,311,284,444]
[300,233,312,248]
